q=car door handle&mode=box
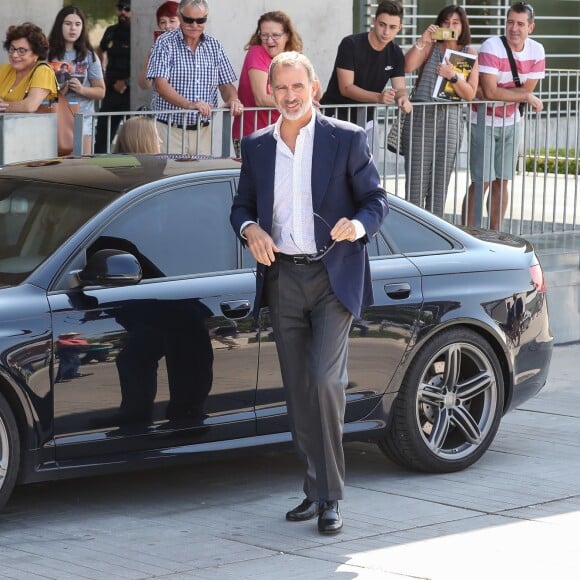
[220,300,251,319]
[384,283,411,299]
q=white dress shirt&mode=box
[271,111,317,254]
[240,108,365,251]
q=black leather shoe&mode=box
[318,500,343,534]
[286,499,319,521]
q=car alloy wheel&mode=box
[379,328,504,473]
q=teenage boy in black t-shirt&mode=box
[321,0,411,122]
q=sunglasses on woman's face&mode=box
[180,13,208,25]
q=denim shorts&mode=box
[469,121,520,182]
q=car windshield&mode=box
[0,182,113,286]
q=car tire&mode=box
[0,393,20,510]
[379,328,504,473]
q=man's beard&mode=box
[278,98,312,121]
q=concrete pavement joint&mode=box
[346,483,494,515]
[494,493,580,517]
[515,405,580,418]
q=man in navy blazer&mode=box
[230,52,388,534]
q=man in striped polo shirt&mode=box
[464,2,545,230]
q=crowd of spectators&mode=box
[0,0,545,230]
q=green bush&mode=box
[526,148,578,174]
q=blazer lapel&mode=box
[312,113,339,211]
[254,129,277,234]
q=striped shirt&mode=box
[147,28,237,125]
[471,35,545,127]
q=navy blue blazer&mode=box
[230,112,388,318]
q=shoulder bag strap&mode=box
[500,35,527,116]
[500,36,522,87]
[25,62,58,99]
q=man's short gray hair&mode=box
[179,0,209,13]
[269,51,316,86]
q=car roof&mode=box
[0,155,242,193]
[0,154,532,259]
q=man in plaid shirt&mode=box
[147,0,243,155]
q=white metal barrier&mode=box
[72,69,578,235]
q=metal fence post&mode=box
[221,110,232,157]
[73,113,84,156]
[473,105,486,227]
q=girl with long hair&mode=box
[48,5,105,154]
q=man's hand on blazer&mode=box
[243,224,280,266]
[330,218,358,243]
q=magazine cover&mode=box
[49,61,87,91]
[432,49,476,102]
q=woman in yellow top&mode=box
[0,22,57,113]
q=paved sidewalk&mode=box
[0,344,578,580]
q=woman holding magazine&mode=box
[402,5,478,218]
[48,6,105,154]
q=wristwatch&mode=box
[449,74,459,84]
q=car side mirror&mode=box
[78,249,142,287]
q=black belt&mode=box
[157,118,210,131]
[277,253,321,265]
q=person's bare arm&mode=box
[95,47,106,72]
[480,73,543,111]
[138,54,152,90]
[438,48,479,102]
[0,87,51,113]
[405,24,436,72]
[219,83,244,116]
[153,77,212,116]
[247,68,273,107]
[68,77,106,100]
[336,67,382,103]
[391,76,412,113]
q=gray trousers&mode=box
[265,260,353,501]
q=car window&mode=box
[0,182,112,286]
[95,180,237,278]
[379,208,454,254]
[367,228,392,257]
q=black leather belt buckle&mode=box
[158,119,210,130]
[278,253,316,265]
[186,121,209,130]
[291,255,310,265]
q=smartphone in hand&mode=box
[432,29,456,41]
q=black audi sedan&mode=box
[0,155,553,509]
